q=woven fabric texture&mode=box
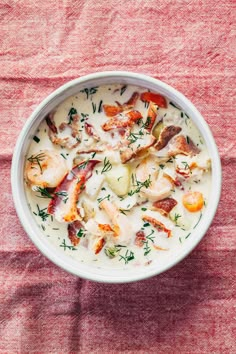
[0,0,235,353]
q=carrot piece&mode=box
[141,92,167,108]
[182,191,204,212]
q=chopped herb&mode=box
[119,249,135,264]
[80,87,98,99]
[181,161,190,170]
[143,241,151,256]
[52,228,59,230]
[41,224,46,231]
[169,102,180,110]
[98,100,103,113]
[119,209,130,215]
[27,152,45,173]
[185,113,190,119]
[35,204,49,221]
[185,233,191,239]
[35,187,53,199]
[55,191,68,204]
[128,174,152,196]
[186,136,190,144]
[91,152,97,159]
[101,157,112,173]
[68,107,78,124]
[127,130,144,144]
[174,213,181,223]
[60,239,77,251]
[105,245,123,259]
[141,207,147,211]
[101,187,106,191]
[181,112,184,118]
[193,213,202,229]
[77,228,84,238]
[120,85,127,96]
[143,222,150,227]
[92,102,96,114]
[179,237,182,243]
[166,157,174,163]
[117,176,123,181]
[33,135,40,143]
[159,164,165,169]
[60,153,67,160]
[97,194,110,203]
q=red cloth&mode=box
[0,0,235,352]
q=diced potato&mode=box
[153,120,164,139]
[105,164,130,196]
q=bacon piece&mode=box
[135,231,146,247]
[141,92,167,108]
[68,220,84,246]
[46,113,57,133]
[168,135,200,156]
[48,160,100,223]
[142,215,172,238]
[145,102,158,132]
[102,110,142,131]
[155,125,182,150]
[103,92,139,117]
[152,197,177,217]
[84,122,100,141]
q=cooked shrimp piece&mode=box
[102,110,142,131]
[103,92,139,117]
[135,157,173,201]
[182,191,204,212]
[99,199,133,244]
[25,149,68,188]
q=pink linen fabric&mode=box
[0,0,235,353]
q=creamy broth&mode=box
[25,84,211,269]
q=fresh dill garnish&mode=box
[185,233,191,239]
[166,157,174,163]
[119,209,130,215]
[35,187,53,199]
[55,191,68,204]
[143,241,151,256]
[68,107,77,124]
[128,174,152,196]
[119,249,135,264]
[60,239,77,251]
[77,228,84,238]
[97,194,111,203]
[193,213,202,229]
[98,100,103,113]
[181,112,184,118]
[101,187,106,191]
[159,164,165,169]
[117,176,123,181]
[173,213,181,223]
[127,130,144,144]
[78,159,89,169]
[143,222,150,227]
[80,87,98,99]
[101,157,112,173]
[92,102,96,114]
[35,204,50,221]
[60,153,67,160]
[141,207,147,211]
[105,245,124,259]
[185,112,190,119]
[179,237,182,243]
[27,152,45,173]
[186,136,190,144]
[33,136,40,143]
[81,113,89,122]
[169,102,180,110]
[91,152,97,159]
[120,85,127,96]
[181,161,190,170]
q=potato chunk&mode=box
[105,164,130,196]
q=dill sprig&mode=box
[119,249,135,264]
[128,174,152,196]
[27,152,45,173]
[33,204,50,222]
[35,187,53,199]
[101,157,112,173]
[60,239,77,251]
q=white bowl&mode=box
[11,71,221,283]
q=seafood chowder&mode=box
[25,84,211,269]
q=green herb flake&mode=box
[101,157,112,174]
[60,239,77,251]
[33,135,40,143]
[119,249,135,264]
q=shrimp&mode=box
[136,157,173,201]
[102,110,142,131]
[99,199,133,245]
[168,135,200,156]
[25,149,68,188]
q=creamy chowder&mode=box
[25,84,211,269]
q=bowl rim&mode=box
[11,71,222,283]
